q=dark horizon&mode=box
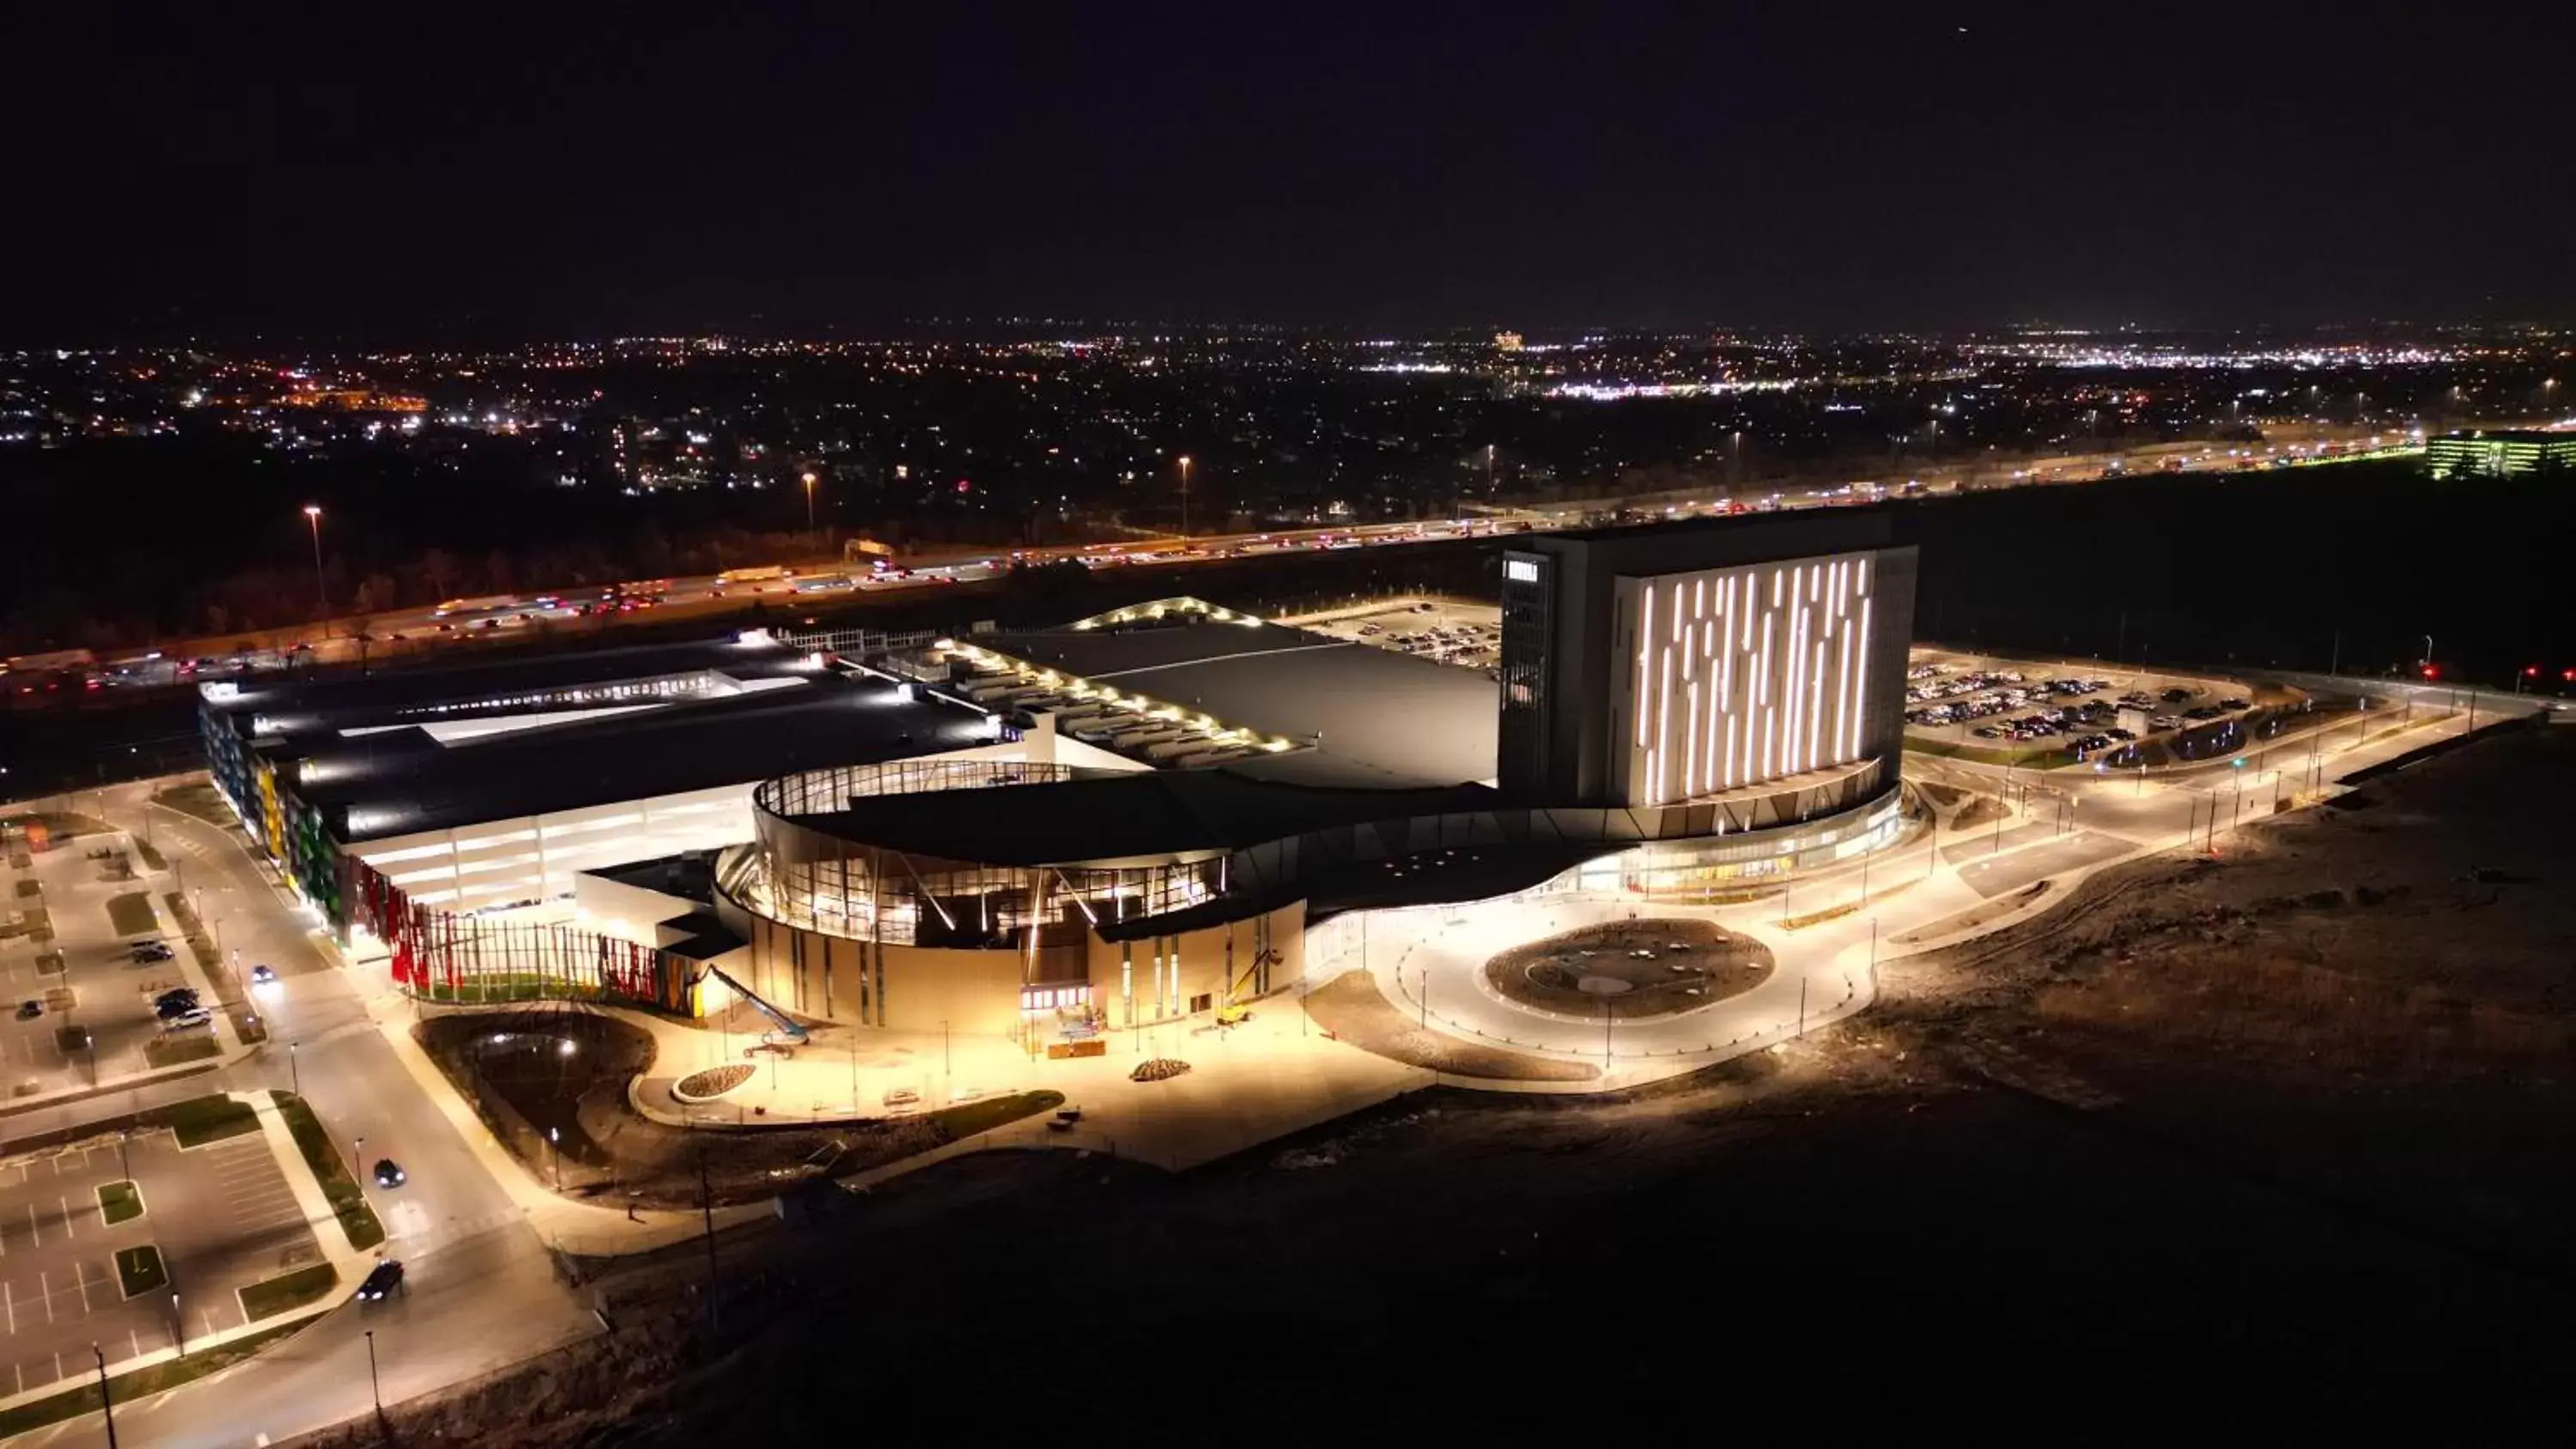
[9,3,2575,343]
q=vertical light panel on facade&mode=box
[1619,549,1882,808]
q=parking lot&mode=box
[0,828,226,1101]
[1902,649,2253,764]
[0,1116,322,1395]
[1297,597,1504,677]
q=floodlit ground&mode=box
[0,815,234,1100]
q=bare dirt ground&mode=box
[1484,916,1771,1019]
[289,724,2576,1446]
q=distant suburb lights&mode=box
[1626,554,1874,807]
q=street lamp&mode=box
[548,1126,561,1188]
[800,471,818,543]
[365,1329,383,1416]
[93,1343,118,1449]
[1176,455,1192,537]
[301,506,325,611]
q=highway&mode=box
[57,423,2412,691]
[2,781,594,1449]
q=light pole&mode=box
[301,506,326,611]
[1176,455,1192,537]
[94,1343,118,1449]
[801,471,818,544]
[365,1328,383,1416]
[289,1040,300,1095]
[547,1126,561,1189]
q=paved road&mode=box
[0,782,594,1448]
[1370,684,2542,1070]
[1955,830,2138,899]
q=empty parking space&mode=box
[0,1115,322,1393]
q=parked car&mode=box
[160,1008,213,1032]
[15,1001,40,1021]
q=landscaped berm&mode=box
[1484,917,1773,1021]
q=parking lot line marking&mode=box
[4,1279,13,1333]
[129,1328,137,1361]
[57,1196,70,1239]
[23,1204,34,1248]
[36,1273,48,1324]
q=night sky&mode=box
[11,3,2573,340]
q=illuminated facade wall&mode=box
[1499,513,1917,813]
[1610,550,1880,807]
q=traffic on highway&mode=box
[6,427,2421,700]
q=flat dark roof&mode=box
[979,619,1499,788]
[266,667,987,844]
[789,767,1501,870]
[201,634,804,726]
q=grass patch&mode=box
[157,1094,259,1148]
[12,878,36,899]
[236,1262,337,1322]
[146,1034,222,1069]
[270,1090,386,1250]
[0,1319,308,1439]
[98,1179,144,1224]
[114,1244,167,1297]
[55,1023,93,1057]
[133,838,168,872]
[33,946,64,973]
[106,891,159,937]
[929,1088,1066,1141]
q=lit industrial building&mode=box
[2424,428,2576,478]
[196,512,1918,1040]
